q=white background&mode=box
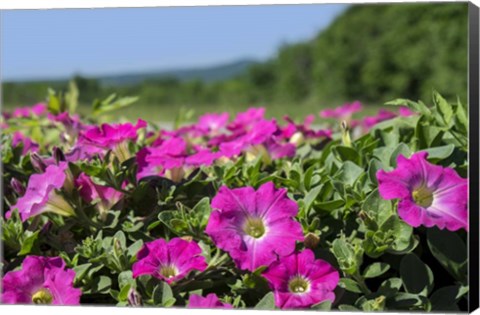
[1,0,479,315]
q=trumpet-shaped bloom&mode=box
[262,249,339,309]
[7,162,75,222]
[188,293,233,309]
[132,238,207,284]
[76,173,124,219]
[197,112,229,134]
[1,256,81,305]
[319,101,362,120]
[206,182,304,272]
[12,132,39,154]
[228,107,266,132]
[136,137,220,181]
[377,151,468,231]
[78,119,146,161]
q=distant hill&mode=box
[96,59,257,86]
[4,59,257,86]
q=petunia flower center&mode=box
[288,276,310,294]
[32,288,53,304]
[159,265,178,279]
[243,216,266,238]
[412,186,434,208]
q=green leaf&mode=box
[153,282,174,306]
[335,161,364,186]
[389,292,430,310]
[315,199,345,212]
[338,278,363,293]
[312,300,332,310]
[363,262,390,278]
[254,292,275,309]
[378,277,402,297]
[95,276,112,294]
[430,285,468,311]
[427,228,467,281]
[389,143,412,167]
[118,270,134,289]
[420,144,455,160]
[303,185,322,213]
[433,90,453,126]
[47,89,62,114]
[400,254,433,296]
[18,230,40,255]
[385,98,431,116]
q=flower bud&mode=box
[304,232,320,249]
[10,178,26,195]
[53,146,66,164]
[341,120,352,147]
[127,287,142,307]
[30,152,47,173]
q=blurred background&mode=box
[1,3,468,121]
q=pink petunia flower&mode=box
[197,112,229,135]
[136,137,220,182]
[12,132,39,155]
[1,255,82,305]
[377,151,468,231]
[319,101,362,120]
[76,173,124,220]
[362,109,397,130]
[78,119,147,161]
[132,238,207,284]
[10,103,47,119]
[7,162,75,222]
[262,249,339,309]
[205,182,304,272]
[227,107,266,132]
[47,112,84,144]
[188,293,233,309]
[398,106,415,117]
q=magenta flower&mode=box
[218,119,278,159]
[197,112,229,135]
[1,256,82,305]
[132,238,207,284]
[76,173,124,220]
[227,107,266,132]
[10,103,47,119]
[78,119,146,161]
[206,182,304,272]
[398,106,415,117]
[262,249,339,309]
[7,162,75,222]
[363,109,397,130]
[48,112,84,143]
[136,137,220,182]
[188,293,233,309]
[319,101,362,120]
[377,152,468,231]
[12,132,39,155]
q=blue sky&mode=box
[1,4,347,81]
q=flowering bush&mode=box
[0,90,469,311]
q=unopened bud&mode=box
[341,120,352,147]
[53,146,66,164]
[10,178,26,195]
[30,152,47,173]
[127,287,142,307]
[304,232,320,249]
